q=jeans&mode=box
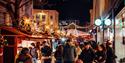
[32,58,37,63]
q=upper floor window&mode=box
[50,16,53,21]
[42,15,46,22]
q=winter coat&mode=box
[16,54,32,63]
[63,44,76,62]
[106,46,117,63]
[95,51,106,63]
[79,48,95,63]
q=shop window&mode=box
[42,15,46,22]
[36,14,40,22]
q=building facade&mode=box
[0,6,12,26]
[32,9,59,35]
[92,0,125,62]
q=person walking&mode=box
[106,40,117,63]
[78,42,95,63]
[95,44,107,63]
[30,43,38,63]
[54,45,63,63]
[16,48,32,63]
[63,39,77,63]
[41,41,52,63]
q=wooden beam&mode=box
[1,35,25,37]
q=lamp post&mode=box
[104,19,112,40]
[95,19,102,43]
[95,19,111,43]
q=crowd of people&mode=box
[15,37,117,63]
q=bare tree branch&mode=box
[0,1,14,16]
[0,0,7,3]
[15,0,23,5]
[0,1,6,8]
[19,0,23,4]
[33,0,48,7]
[6,4,14,15]
[2,0,15,5]
[41,0,48,6]
[19,0,31,8]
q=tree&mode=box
[0,0,32,27]
[33,0,48,6]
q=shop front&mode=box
[115,6,125,62]
[0,26,55,63]
[0,26,27,63]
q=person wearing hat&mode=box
[78,42,95,63]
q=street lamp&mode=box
[94,19,102,43]
[95,19,102,26]
[104,19,112,40]
[95,19,111,43]
[104,19,112,26]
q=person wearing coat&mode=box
[54,45,63,63]
[63,39,77,63]
[106,40,117,63]
[79,42,95,63]
[95,44,107,63]
[16,48,32,63]
[41,41,52,63]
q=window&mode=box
[42,15,46,22]
[50,16,53,20]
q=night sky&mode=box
[34,0,93,26]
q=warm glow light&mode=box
[45,26,49,29]
[38,12,46,15]
[21,40,35,47]
[50,22,53,25]
[31,35,42,37]
[25,19,30,24]
[61,31,65,35]
[57,30,60,34]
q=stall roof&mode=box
[0,26,52,39]
[66,29,90,36]
[0,26,28,37]
[63,23,88,29]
